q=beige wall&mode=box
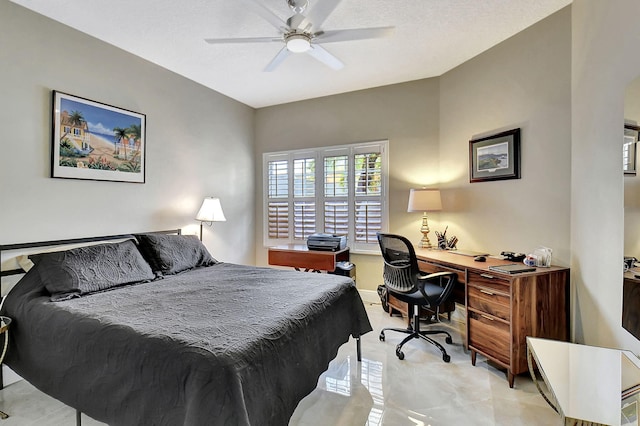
[439,7,572,265]
[572,0,640,352]
[0,2,256,265]
[255,79,441,291]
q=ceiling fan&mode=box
[204,0,394,71]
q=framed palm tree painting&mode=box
[51,91,146,183]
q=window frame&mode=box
[263,140,389,254]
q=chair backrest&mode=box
[377,233,421,294]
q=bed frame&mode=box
[0,229,181,278]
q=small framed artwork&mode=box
[469,128,521,183]
[52,91,146,183]
[624,124,639,175]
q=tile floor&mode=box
[0,303,559,425]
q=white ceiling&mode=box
[11,0,571,108]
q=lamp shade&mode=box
[196,197,226,222]
[407,189,442,212]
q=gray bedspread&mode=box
[3,263,372,425]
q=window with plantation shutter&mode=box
[263,141,388,253]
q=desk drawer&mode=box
[468,311,510,365]
[468,271,510,294]
[467,286,510,321]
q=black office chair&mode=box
[377,233,457,362]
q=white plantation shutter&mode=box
[355,201,382,243]
[324,155,349,237]
[263,141,388,252]
[294,201,316,239]
[267,157,289,240]
[354,153,382,244]
[324,201,349,235]
[324,155,349,197]
[268,160,288,198]
[268,201,289,239]
[293,157,316,240]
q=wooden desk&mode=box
[268,244,350,272]
[414,249,570,388]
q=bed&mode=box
[0,231,372,425]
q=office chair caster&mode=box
[395,346,405,360]
[445,336,452,344]
[379,331,385,341]
[443,354,451,363]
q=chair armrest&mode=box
[416,271,457,307]
[417,271,456,282]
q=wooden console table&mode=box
[414,249,570,388]
[268,244,349,272]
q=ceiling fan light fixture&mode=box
[286,34,311,52]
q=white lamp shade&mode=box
[407,189,442,212]
[196,197,226,222]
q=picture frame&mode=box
[624,124,639,175]
[469,128,521,183]
[52,91,146,183]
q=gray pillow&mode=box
[29,240,155,301]
[134,233,217,275]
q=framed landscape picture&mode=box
[469,128,521,183]
[52,91,146,183]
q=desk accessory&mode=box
[435,226,458,250]
[488,263,536,274]
[524,246,553,267]
[625,256,638,272]
[501,251,526,262]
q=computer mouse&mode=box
[474,255,486,262]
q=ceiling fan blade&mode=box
[239,0,289,32]
[205,36,281,44]
[306,44,344,70]
[314,26,394,43]
[264,47,292,72]
[306,0,343,31]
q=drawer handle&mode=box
[480,273,495,279]
[481,314,494,321]
[480,289,495,296]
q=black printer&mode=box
[306,233,347,251]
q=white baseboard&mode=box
[358,289,380,305]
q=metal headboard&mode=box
[0,229,182,277]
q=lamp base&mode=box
[418,212,433,249]
[418,233,433,249]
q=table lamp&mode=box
[195,197,226,241]
[407,188,442,249]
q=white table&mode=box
[527,337,640,426]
